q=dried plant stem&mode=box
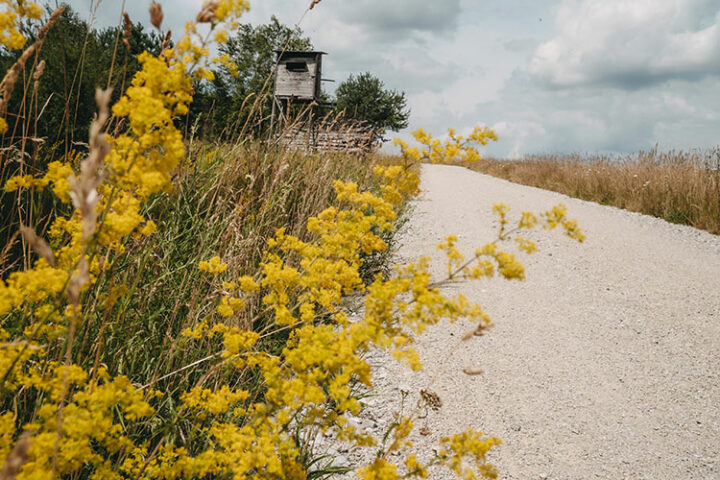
[49,306,76,480]
[18,224,55,266]
[0,6,66,118]
[50,88,112,479]
[106,0,127,90]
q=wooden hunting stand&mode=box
[271,50,379,154]
[270,50,326,141]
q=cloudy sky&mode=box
[65,0,720,157]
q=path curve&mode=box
[341,164,720,480]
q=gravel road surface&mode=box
[332,164,720,480]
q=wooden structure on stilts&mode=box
[271,50,379,154]
[271,50,325,149]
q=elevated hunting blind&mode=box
[273,50,326,102]
[270,50,326,144]
[270,50,378,155]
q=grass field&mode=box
[460,148,720,234]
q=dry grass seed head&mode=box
[19,225,55,267]
[123,12,132,50]
[0,6,65,114]
[463,366,484,376]
[32,59,45,89]
[196,0,219,23]
[161,29,172,52]
[461,322,493,341]
[419,389,442,411]
[0,431,31,480]
[149,1,164,29]
[68,87,111,249]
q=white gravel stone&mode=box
[332,164,720,479]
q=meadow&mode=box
[460,148,720,235]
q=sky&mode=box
[63,0,720,157]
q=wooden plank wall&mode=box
[275,59,317,100]
[278,120,378,154]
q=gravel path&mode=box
[332,164,720,480]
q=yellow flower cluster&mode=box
[373,165,421,205]
[394,126,498,164]
[0,0,43,133]
[214,0,251,23]
[0,0,42,50]
[48,162,75,200]
[180,0,249,80]
[433,202,583,287]
[0,258,68,316]
[543,204,586,241]
[108,51,191,199]
[437,430,502,479]
[358,458,399,480]
[1,364,154,478]
[198,255,229,273]
[182,385,250,417]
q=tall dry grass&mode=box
[2,136,394,468]
[75,139,387,385]
[461,148,720,234]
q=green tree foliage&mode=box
[190,16,312,139]
[0,6,162,151]
[334,72,410,138]
[0,5,161,273]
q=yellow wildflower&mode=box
[199,255,228,273]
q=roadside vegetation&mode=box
[460,149,720,234]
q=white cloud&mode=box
[530,0,720,88]
[332,0,461,40]
[491,121,547,158]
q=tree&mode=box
[220,16,312,96]
[334,72,410,138]
[0,5,163,150]
[188,16,313,138]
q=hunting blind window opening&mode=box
[286,62,308,73]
